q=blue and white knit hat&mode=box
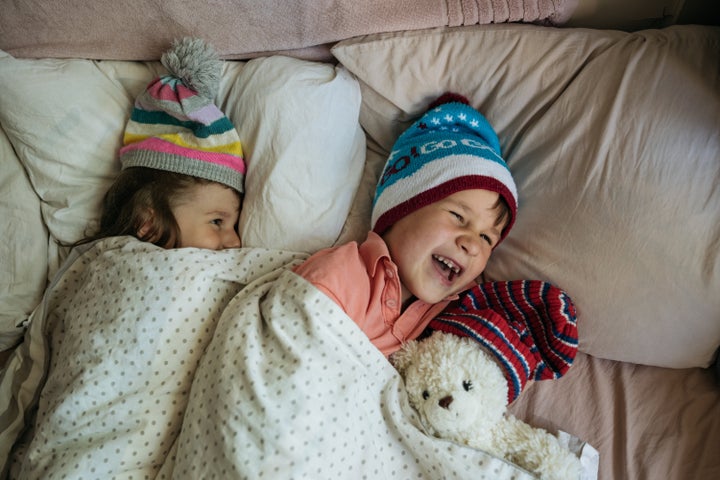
[371,93,517,244]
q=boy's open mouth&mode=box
[433,254,462,281]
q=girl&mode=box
[78,168,242,250]
[77,37,245,250]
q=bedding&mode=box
[170,252,537,479]
[0,0,575,61]
[1,9,719,480]
[509,351,720,480]
[0,53,365,350]
[1,238,307,477]
[2,237,539,479]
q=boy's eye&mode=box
[480,233,493,246]
[450,211,463,222]
[211,218,223,226]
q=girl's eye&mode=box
[462,380,473,391]
[211,219,223,226]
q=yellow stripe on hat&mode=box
[123,120,241,142]
[123,132,243,157]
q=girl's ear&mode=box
[136,208,157,241]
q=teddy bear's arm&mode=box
[492,414,581,480]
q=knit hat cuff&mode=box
[120,146,245,193]
[373,175,517,238]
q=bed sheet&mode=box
[509,352,720,480]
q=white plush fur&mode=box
[393,331,581,480]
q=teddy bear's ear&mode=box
[390,340,420,375]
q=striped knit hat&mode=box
[119,38,245,193]
[429,280,578,403]
[371,93,517,243]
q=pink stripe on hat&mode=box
[120,137,245,174]
[146,80,198,102]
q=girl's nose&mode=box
[224,229,241,248]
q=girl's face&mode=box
[171,183,241,250]
[382,189,505,306]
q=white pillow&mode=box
[0,51,364,344]
[222,56,365,252]
[0,126,48,349]
[332,24,720,368]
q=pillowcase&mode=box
[0,126,48,350]
[222,56,365,251]
[0,51,364,346]
[332,24,720,368]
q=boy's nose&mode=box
[457,233,481,256]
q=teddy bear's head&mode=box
[392,331,508,443]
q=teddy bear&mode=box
[392,280,582,480]
[393,330,581,480]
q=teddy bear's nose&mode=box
[439,395,453,409]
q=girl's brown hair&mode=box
[75,167,228,248]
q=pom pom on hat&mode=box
[426,92,470,109]
[160,37,222,99]
[429,280,579,403]
[371,92,517,244]
[119,37,245,193]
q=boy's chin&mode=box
[413,289,459,305]
[408,280,477,305]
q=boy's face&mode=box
[382,189,505,305]
[172,183,242,250]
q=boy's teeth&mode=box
[434,255,460,274]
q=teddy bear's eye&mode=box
[462,380,473,391]
[422,390,430,400]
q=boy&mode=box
[294,93,517,357]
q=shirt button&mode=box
[386,299,397,308]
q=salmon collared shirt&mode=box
[292,231,455,357]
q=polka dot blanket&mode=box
[0,236,533,479]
